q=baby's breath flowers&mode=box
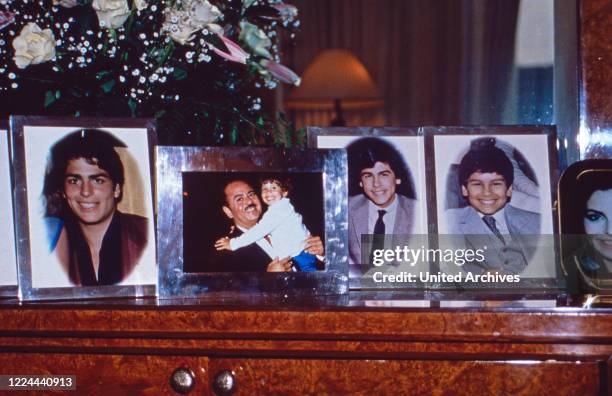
[0,0,302,146]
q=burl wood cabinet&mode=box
[0,298,610,395]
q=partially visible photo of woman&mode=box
[561,161,612,293]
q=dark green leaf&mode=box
[245,5,281,22]
[96,70,111,80]
[100,79,116,93]
[230,125,238,145]
[128,98,138,117]
[44,91,56,108]
[173,68,187,81]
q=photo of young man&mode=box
[311,130,428,282]
[15,120,157,291]
[42,130,150,286]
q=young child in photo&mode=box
[214,176,318,272]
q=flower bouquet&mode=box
[0,0,302,146]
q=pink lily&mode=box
[209,33,249,64]
[262,60,301,86]
[0,11,15,30]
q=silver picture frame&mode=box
[156,146,348,298]
[11,116,157,300]
[558,159,612,294]
[0,121,18,297]
[308,127,429,290]
[424,125,562,290]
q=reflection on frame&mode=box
[156,146,348,298]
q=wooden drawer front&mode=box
[209,358,600,396]
[0,353,209,395]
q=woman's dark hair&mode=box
[42,129,127,217]
[346,137,416,198]
[568,170,612,234]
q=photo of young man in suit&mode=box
[445,139,540,274]
[346,137,417,269]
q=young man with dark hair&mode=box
[43,129,148,286]
[346,137,416,267]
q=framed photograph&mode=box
[156,146,348,298]
[11,116,157,300]
[308,127,429,289]
[0,121,18,297]
[559,159,612,294]
[426,126,560,289]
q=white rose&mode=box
[92,0,130,29]
[185,0,222,33]
[239,21,271,59]
[12,22,56,69]
[134,0,147,11]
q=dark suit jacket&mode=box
[208,227,272,272]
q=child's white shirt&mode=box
[229,197,309,258]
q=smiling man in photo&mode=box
[208,178,324,272]
[42,129,148,286]
[347,137,416,268]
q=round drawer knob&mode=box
[212,370,236,395]
[170,367,196,394]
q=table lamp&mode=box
[285,49,384,126]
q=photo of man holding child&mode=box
[183,172,325,273]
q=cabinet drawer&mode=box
[0,354,601,395]
[209,358,600,396]
[0,353,208,395]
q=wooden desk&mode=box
[0,295,610,395]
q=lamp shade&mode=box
[285,49,383,110]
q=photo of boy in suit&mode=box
[445,138,540,274]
